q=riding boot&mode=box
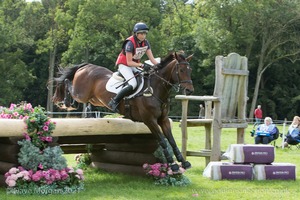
[108,85,133,112]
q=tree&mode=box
[0,0,35,105]
[193,0,300,119]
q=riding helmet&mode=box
[133,22,149,33]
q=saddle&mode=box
[106,70,150,99]
[105,58,160,98]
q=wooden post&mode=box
[180,99,189,159]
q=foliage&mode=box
[1,103,85,195]
[5,166,84,195]
[143,163,190,186]
[0,102,33,119]
[23,106,56,149]
[75,153,92,170]
[18,140,67,171]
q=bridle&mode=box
[151,60,192,92]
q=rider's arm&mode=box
[126,52,142,67]
[146,49,159,65]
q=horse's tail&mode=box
[52,63,88,103]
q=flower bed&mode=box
[143,162,191,186]
[0,102,84,195]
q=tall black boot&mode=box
[108,85,133,112]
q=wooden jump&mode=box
[0,118,152,137]
[0,118,160,187]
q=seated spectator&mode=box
[284,116,300,147]
[255,117,277,144]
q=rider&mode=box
[108,22,159,112]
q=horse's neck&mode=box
[150,67,174,101]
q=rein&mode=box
[151,61,192,92]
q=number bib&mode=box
[133,46,148,60]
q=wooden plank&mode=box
[175,95,219,102]
[0,144,19,163]
[91,151,157,166]
[0,118,152,137]
[187,150,211,157]
[222,68,249,76]
[221,123,248,128]
[0,161,17,174]
[0,174,5,187]
[60,144,105,154]
[91,162,146,176]
[105,142,158,153]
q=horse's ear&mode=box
[186,54,193,62]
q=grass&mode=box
[0,122,299,200]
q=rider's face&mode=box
[136,32,147,41]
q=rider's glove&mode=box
[143,63,152,72]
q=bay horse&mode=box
[52,52,194,171]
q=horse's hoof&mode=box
[182,161,192,169]
[170,163,180,172]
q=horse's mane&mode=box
[159,51,186,69]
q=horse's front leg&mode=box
[144,121,179,171]
[159,118,191,170]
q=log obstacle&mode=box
[0,118,160,187]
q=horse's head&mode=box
[172,52,194,95]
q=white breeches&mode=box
[118,64,139,89]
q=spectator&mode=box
[284,116,300,147]
[254,105,263,127]
[255,117,277,144]
[198,104,205,119]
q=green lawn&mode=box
[0,122,299,200]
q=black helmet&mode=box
[133,22,149,33]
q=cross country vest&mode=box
[116,36,148,66]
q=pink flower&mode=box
[6,179,16,187]
[23,133,31,141]
[152,169,160,177]
[9,103,16,110]
[60,170,69,180]
[32,171,42,182]
[8,167,19,174]
[76,169,83,175]
[160,172,166,178]
[45,136,52,142]
[142,163,149,169]
[67,167,74,173]
[43,125,49,131]
[38,163,43,169]
[167,169,173,175]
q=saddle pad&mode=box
[203,162,253,180]
[253,163,296,180]
[228,144,275,164]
